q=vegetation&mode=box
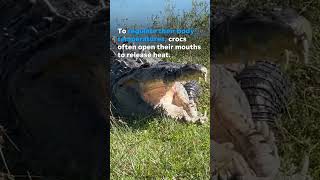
[110,0,211,179]
[111,0,320,179]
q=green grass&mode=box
[109,64,211,176]
[111,118,210,179]
[111,0,320,179]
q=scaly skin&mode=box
[211,8,313,179]
[211,64,280,178]
[211,64,311,180]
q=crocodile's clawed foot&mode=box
[183,114,208,124]
[191,110,208,124]
[196,115,208,124]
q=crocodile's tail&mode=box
[236,61,291,126]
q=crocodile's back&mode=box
[236,61,291,125]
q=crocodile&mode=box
[211,62,311,180]
[110,42,208,123]
[0,0,107,179]
[109,7,312,179]
[0,1,310,180]
[213,7,312,66]
[110,42,307,179]
[211,7,313,180]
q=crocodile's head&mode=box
[112,60,207,122]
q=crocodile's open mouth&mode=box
[113,62,207,122]
[140,76,206,121]
[135,64,207,107]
